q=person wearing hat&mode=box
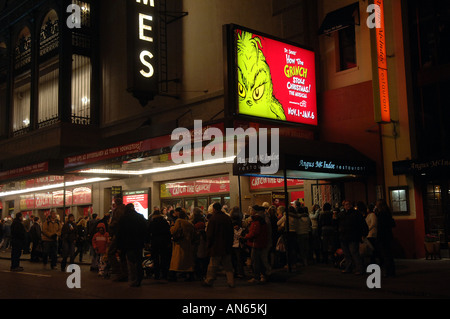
[244,206,269,283]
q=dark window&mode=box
[337,26,356,71]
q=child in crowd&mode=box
[92,223,109,277]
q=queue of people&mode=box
[2,196,396,287]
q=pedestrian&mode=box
[297,207,312,266]
[92,222,110,277]
[318,203,336,264]
[74,217,87,263]
[202,202,235,287]
[148,209,172,280]
[61,214,77,271]
[10,213,26,271]
[193,220,209,281]
[29,217,42,262]
[365,203,378,264]
[169,209,196,282]
[41,211,61,270]
[376,199,396,277]
[87,213,100,271]
[335,200,368,275]
[229,206,243,226]
[277,205,299,271]
[116,203,149,287]
[0,215,12,250]
[244,205,269,283]
[231,220,245,278]
[309,204,321,263]
[108,195,128,282]
[22,215,32,254]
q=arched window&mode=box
[38,10,59,128]
[13,27,31,135]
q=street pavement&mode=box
[1,248,449,299]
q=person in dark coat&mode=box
[61,214,78,271]
[244,206,269,283]
[117,203,148,287]
[10,213,26,271]
[108,196,128,281]
[376,199,396,277]
[318,203,337,264]
[203,202,235,288]
[336,200,368,275]
[29,217,42,262]
[148,210,172,280]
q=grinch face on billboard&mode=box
[237,31,286,121]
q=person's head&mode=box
[212,202,222,213]
[343,200,352,211]
[68,214,75,222]
[15,212,22,220]
[92,213,98,220]
[50,210,57,220]
[174,207,183,217]
[323,203,332,212]
[96,223,106,234]
[267,205,277,216]
[288,206,297,214]
[34,216,39,223]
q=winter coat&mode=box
[30,223,42,243]
[148,214,171,250]
[318,210,336,236]
[297,213,312,235]
[61,221,77,243]
[337,209,368,242]
[206,210,234,257]
[245,215,268,249]
[116,207,148,252]
[11,218,26,248]
[92,223,109,255]
[365,212,378,238]
[41,218,61,242]
[377,208,395,243]
[169,218,196,272]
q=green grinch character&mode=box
[237,31,286,121]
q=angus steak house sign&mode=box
[127,0,158,106]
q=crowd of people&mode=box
[1,196,396,288]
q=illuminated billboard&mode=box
[227,25,317,126]
[123,189,149,219]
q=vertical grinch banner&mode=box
[235,27,317,126]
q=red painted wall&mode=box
[318,80,383,186]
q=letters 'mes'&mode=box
[135,0,156,79]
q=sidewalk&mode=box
[269,258,450,298]
[1,248,449,298]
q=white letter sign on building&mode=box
[127,0,158,106]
